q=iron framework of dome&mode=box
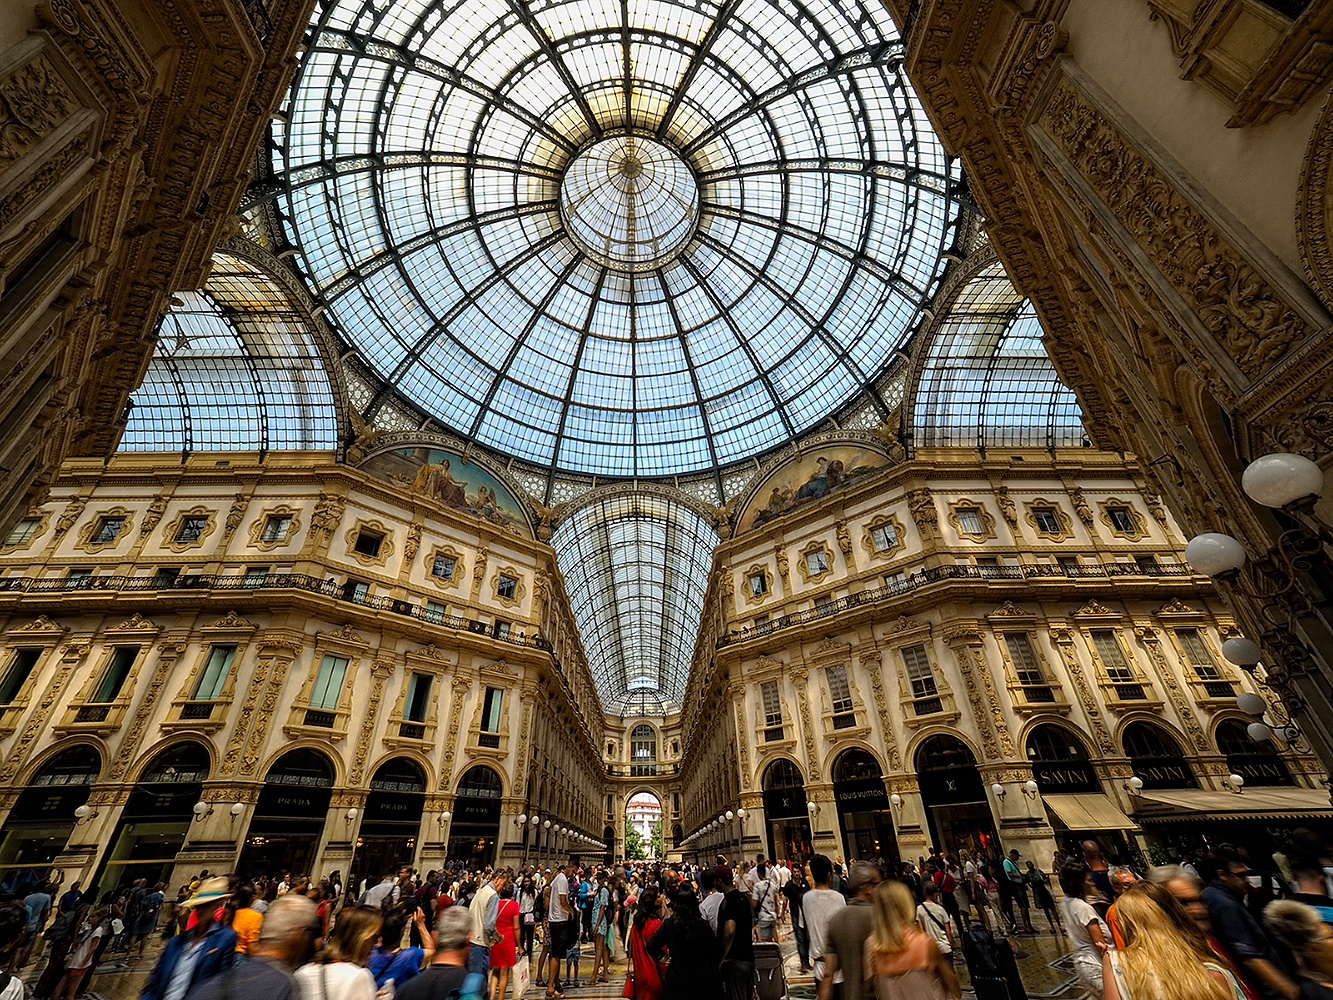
[264,0,961,480]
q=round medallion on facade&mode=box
[559,136,699,271]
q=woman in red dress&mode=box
[491,884,523,1000]
[628,886,664,1000]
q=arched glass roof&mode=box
[121,254,338,453]
[270,0,958,478]
[912,262,1084,451]
[551,493,718,713]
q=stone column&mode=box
[319,791,366,885]
[418,793,454,873]
[885,776,928,859]
[169,779,260,891]
[739,790,764,855]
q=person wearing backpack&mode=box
[397,907,483,1000]
[130,882,165,960]
[916,884,955,971]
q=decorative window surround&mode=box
[75,508,135,554]
[743,564,773,605]
[283,624,367,741]
[808,638,870,740]
[425,545,464,591]
[385,646,452,748]
[796,540,836,585]
[1098,499,1149,541]
[344,518,395,567]
[748,656,797,752]
[887,617,960,728]
[0,513,49,555]
[1075,607,1164,712]
[163,611,258,732]
[0,616,67,735]
[162,506,218,553]
[56,613,160,734]
[946,499,997,542]
[861,513,907,560]
[1024,499,1074,541]
[492,567,526,608]
[247,506,302,551]
[465,659,520,759]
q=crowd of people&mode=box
[0,828,1330,1000]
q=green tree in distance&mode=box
[625,825,646,860]
[650,820,663,858]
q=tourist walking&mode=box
[645,889,720,999]
[864,881,961,1000]
[294,905,381,1000]
[1264,899,1333,999]
[817,861,881,1000]
[803,855,846,997]
[1058,862,1112,997]
[716,868,754,1000]
[627,886,664,1000]
[139,878,238,1000]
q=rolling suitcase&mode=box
[754,941,785,1000]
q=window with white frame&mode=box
[193,645,235,701]
[871,523,898,551]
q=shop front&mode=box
[237,748,335,880]
[0,746,101,893]
[353,758,425,885]
[832,749,897,862]
[97,742,209,889]
[762,759,811,863]
[1028,724,1136,857]
[916,736,998,859]
[448,765,501,869]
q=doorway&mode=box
[238,748,335,880]
[448,765,502,869]
[624,792,662,859]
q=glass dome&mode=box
[271,0,957,478]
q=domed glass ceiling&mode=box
[270,0,957,478]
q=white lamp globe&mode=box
[1024,780,1039,794]
[1223,638,1263,666]
[1247,722,1273,742]
[531,814,540,826]
[519,813,527,824]
[737,808,746,819]
[441,810,451,821]
[1242,453,1324,508]
[1185,533,1247,576]
[1128,776,1144,791]
[1229,773,1245,788]
[806,801,817,814]
[74,804,90,819]
[990,782,1005,798]
[230,801,245,816]
[725,810,734,821]
[1236,692,1267,716]
[192,800,209,815]
[346,807,358,820]
[544,820,551,829]
[890,793,902,807]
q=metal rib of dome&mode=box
[271,0,956,478]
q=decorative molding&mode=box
[888,615,931,636]
[0,511,49,554]
[344,518,395,567]
[795,539,836,585]
[1098,498,1149,541]
[246,505,302,551]
[905,489,938,538]
[8,615,66,633]
[108,613,159,633]
[204,611,258,631]
[860,513,907,561]
[1073,600,1117,618]
[492,566,526,609]
[1156,598,1204,617]
[945,498,997,542]
[742,564,773,606]
[74,506,135,553]
[1023,498,1074,541]
[987,601,1034,620]
[317,624,368,647]
[161,505,217,552]
[424,544,464,591]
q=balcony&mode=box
[717,561,1202,648]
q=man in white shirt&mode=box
[699,868,725,933]
[468,872,506,978]
[545,861,574,999]
[916,882,954,968]
[361,872,398,908]
[802,854,846,992]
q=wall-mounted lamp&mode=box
[519,813,528,826]
[1022,780,1039,800]
[73,804,98,824]
[544,820,551,829]
[889,793,902,809]
[438,810,452,827]
[346,808,358,821]
[1125,776,1144,795]
[530,814,540,827]
[990,782,1005,799]
[230,801,245,817]
[736,808,746,820]
[725,810,734,821]
[806,800,818,815]
[192,800,213,821]
[1224,773,1246,794]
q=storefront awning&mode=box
[1135,787,1333,822]
[1043,793,1140,832]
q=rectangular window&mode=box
[424,600,445,624]
[956,508,984,534]
[342,580,369,603]
[1057,556,1081,574]
[1033,507,1061,534]
[481,687,504,732]
[5,519,39,546]
[91,517,124,545]
[497,575,517,599]
[92,646,139,703]
[405,673,432,722]
[1135,555,1160,575]
[884,571,907,591]
[1004,632,1052,701]
[1090,629,1143,698]
[760,680,782,727]
[431,554,455,579]
[826,665,853,713]
[749,573,767,597]
[871,523,898,551]
[354,530,383,557]
[814,594,834,614]
[193,645,235,701]
[493,620,511,640]
[0,648,40,703]
[261,515,292,542]
[754,614,770,630]
[176,516,208,542]
[310,654,349,710]
[64,569,92,589]
[152,567,180,588]
[806,550,828,575]
[901,644,938,699]
[243,566,269,585]
[1176,628,1223,681]
[976,556,1000,577]
[1107,506,1135,532]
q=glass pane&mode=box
[311,654,349,710]
[194,645,236,701]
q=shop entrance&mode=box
[97,742,209,890]
[448,765,501,869]
[916,736,998,860]
[353,758,425,888]
[0,746,101,893]
[761,759,811,864]
[832,749,898,863]
[237,748,335,880]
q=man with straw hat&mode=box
[139,877,237,1000]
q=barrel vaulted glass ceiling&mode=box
[265,0,960,478]
[551,494,719,714]
[913,262,1084,451]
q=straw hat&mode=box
[179,876,232,909]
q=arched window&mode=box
[762,758,805,790]
[833,749,882,784]
[916,735,977,773]
[139,742,210,784]
[1216,719,1293,787]
[31,746,103,786]
[1026,725,1097,792]
[630,725,657,777]
[457,765,503,799]
[264,748,335,787]
[1123,722,1197,789]
[370,758,427,793]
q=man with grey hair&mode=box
[817,861,881,1000]
[190,894,319,1000]
[398,907,476,1000]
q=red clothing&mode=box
[491,899,519,968]
[629,919,663,1000]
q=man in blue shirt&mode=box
[139,878,237,1000]
[1200,849,1297,1000]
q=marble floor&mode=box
[26,921,1087,1000]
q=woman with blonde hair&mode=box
[1103,883,1245,1000]
[295,904,383,1000]
[864,881,961,1000]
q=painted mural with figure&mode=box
[361,445,533,538]
[737,443,892,534]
